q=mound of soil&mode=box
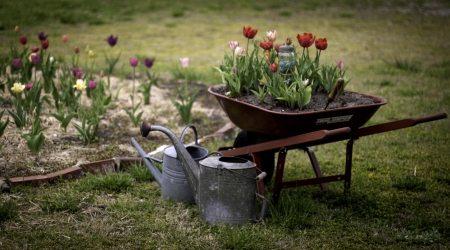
[210,85,380,113]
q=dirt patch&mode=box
[0,75,229,179]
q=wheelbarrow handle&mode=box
[354,112,447,138]
[411,112,447,125]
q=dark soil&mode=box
[211,85,381,113]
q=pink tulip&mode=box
[62,35,68,43]
[180,57,189,67]
[228,41,239,52]
[130,58,139,67]
[337,60,345,69]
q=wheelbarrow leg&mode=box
[344,139,355,193]
[304,147,328,192]
[273,147,288,204]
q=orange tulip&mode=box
[269,62,278,73]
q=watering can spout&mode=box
[130,137,163,186]
[140,122,200,198]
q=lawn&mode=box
[1,0,450,249]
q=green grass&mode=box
[1,0,450,249]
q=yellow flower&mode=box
[11,82,25,93]
[73,79,87,91]
[89,50,94,58]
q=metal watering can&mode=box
[138,122,268,225]
[130,125,208,204]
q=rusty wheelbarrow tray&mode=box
[218,112,447,203]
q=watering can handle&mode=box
[206,151,224,157]
[145,155,163,163]
[180,125,199,145]
[255,193,268,223]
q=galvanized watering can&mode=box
[130,125,208,204]
[138,122,268,225]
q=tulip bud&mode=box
[180,58,189,68]
[15,26,19,33]
[71,67,79,76]
[20,36,27,45]
[76,71,83,79]
[30,53,40,65]
[337,60,345,69]
[26,83,32,91]
[62,35,68,43]
[13,58,21,69]
[74,46,80,54]
[228,41,239,52]
[41,40,49,50]
[31,46,39,53]
[130,58,139,67]
[235,47,245,57]
[270,62,278,73]
[88,81,97,90]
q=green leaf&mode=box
[61,113,77,130]
[7,110,25,128]
[0,115,9,137]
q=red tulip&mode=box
[31,46,39,53]
[274,44,281,53]
[26,83,32,91]
[243,26,258,39]
[41,40,49,50]
[259,39,273,50]
[315,38,328,50]
[269,62,278,73]
[74,46,80,54]
[296,33,316,48]
[20,36,27,45]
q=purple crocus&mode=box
[143,58,155,69]
[30,53,40,65]
[105,35,118,47]
[38,32,48,41]
[13,58,21,69]
[130,58,139,67]
[88,81,97,90]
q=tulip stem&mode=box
[132,67,135,108]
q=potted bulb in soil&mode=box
[211,26,386,137]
